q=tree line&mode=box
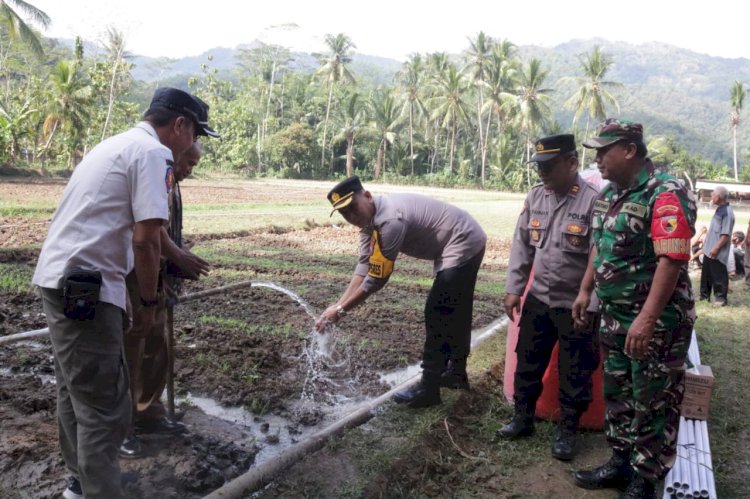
[1,2,748,190]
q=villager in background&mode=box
[727,230,745,278]
[120,141,211,459]
[699,186,734,306]
[31,87,217,499]
[314,175,486,408]
[497,134,600,462]
[572,119,697,499]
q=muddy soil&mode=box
[0,178,511,498]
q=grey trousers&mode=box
[40,287,130,499]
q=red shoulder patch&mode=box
[651,191,691,260]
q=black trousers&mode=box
[513,293,599,414]
[421,248,485,378]
[700,256,728,304]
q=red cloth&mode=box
[503,269,605,429]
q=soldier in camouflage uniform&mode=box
[571,119,696,499]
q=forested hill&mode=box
[126,37,748,164]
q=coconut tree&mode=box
[315,33,356,171]
[368,87,400,180]
[429,63,471,175]
[0,0,50,57]
[40,60,92,167]
[100,27,131,140]
[395,53,428,176]
[463,31,493,186]
[424,52,451,173]
[730,80,746,181]
[481,40,519,181]
[561,46,621,166]
[333,90,368,177]
[515,58,553,186]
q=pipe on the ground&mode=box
[203,318,507,499]
[0,281,258,346]
[0,327,49,346]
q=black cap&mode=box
[148,87,219,138]
[529,134,576,163]
[327,175,364,216]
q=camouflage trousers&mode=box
[599,314,692,481]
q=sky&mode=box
[30,0,749,61]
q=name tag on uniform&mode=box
[594,200,610,212]
[621,202,647,218]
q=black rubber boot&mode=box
[439,357,470,390]
[551,409,580,461]
[393,373,441,408]
[496,407,534,440]
[619,475,655,499]
[574,451,634,490]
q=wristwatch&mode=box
[335,304,347,317]
[140,296,159,307]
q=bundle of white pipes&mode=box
[663,331,716,499]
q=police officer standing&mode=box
[497,134,600,461]
[32,88,217,499]
[314,176,486,408]
[572,119,696,499]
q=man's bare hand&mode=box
[503,293,522,322]
[314,304,340,332]
[624,314,655,359]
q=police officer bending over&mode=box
[315,176,486,408]
[497,134,600,461]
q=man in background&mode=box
[32,87,217,499]
[120,141,211,458]
[700,186,734,306]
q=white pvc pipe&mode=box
[696,420,709,498]
[674,417,686,490]
[0,327,49,346]
[688,419,700,495]
[699,419,716,499]
[203,318,508,499]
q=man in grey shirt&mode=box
[700,185,734,306]
[497,134,600,461]
[314,176,486,408]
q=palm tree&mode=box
[0,0,50,57]
[730,80,746,181]
[369,88,400,180]
[481,40,519,181]
[463,31,493,186]
[561,46,621,166]
[515,58,553,186]
[396,54,427,176]
[425,52,450,173]
[41,60,92,167]
[100,27,131,140]
[315,33,356,171]
[429,63,471,175]
[333,91,368,177]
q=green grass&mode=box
[0,263,34,293]
[692,276,750,497]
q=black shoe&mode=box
[439,359,470,390]
[134,416,186,435]
[496,413,534,440]
[62,477,83,499]
[574,453,634,490]
[393,379,441,408]
[118,434,143,459]
[551,427,577,461]
[619,475,655,499]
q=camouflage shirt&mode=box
[592,160,697,331]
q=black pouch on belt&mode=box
[62,266,102,320]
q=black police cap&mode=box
[148,87,219,138]
[529,134,576,163]
[327,175,364,216]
